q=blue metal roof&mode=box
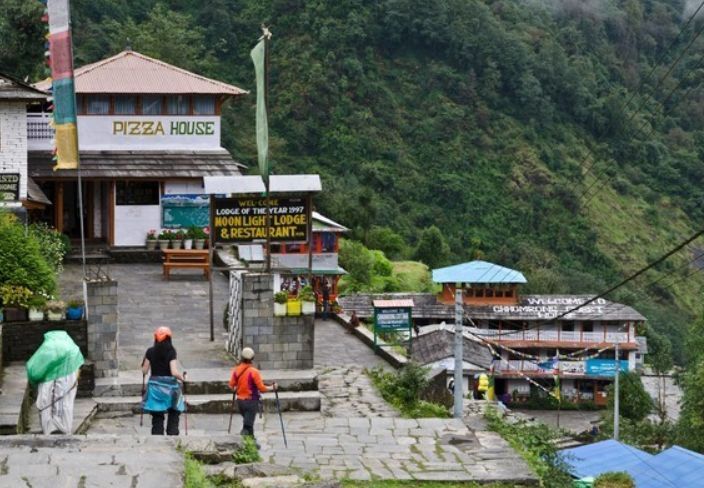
[560,440,704,487]
[431,260,527,284]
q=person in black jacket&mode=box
[142,327,186,435]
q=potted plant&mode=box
[274,291,288,317]
[146,229,157,250]
[183,227,195,250]
[193,227,208,249]
[28,295,46,321]
[66,297,84,320]
[0,284,32,322]
[172,230,185,250]
[299,285,316,315]
[45,300,65,321]
[157,230,171,250]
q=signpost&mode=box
[372,300,414,353]
[0,173,20,202]
[212,196,309,243]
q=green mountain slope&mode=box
[4,0,704,360]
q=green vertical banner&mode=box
[250,38,269,184]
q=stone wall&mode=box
[1,320,87,363]
[241,273,314,370]
[0,102,28,203]
[87,280,119,378]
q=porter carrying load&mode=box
[26,331,84,434]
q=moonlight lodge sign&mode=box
[212,196,309,242]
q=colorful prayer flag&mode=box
[46,0,79,170]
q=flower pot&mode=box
[146,240,157,250]
[302,300,316,315]
[194,239,206,250]
[158,239,170,250]
[66,306,83,320]
[171,239,183,250]
[287,299,302,317]
[28,307,44,321]
[183,239,193,250]
[274,302,287,317]
[4,306,28,322]
[47,310,64,321]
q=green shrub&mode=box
[28,222,69,273]
[0,213,56,296]
[233,436,261,464]
[368,363,449,418]
[594,472,635,488]
[274,291,288,304]
[184,454,214,488]
[0,284,33,308]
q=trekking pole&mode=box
[140,370,146,427]
[227,388,237,434]
[183,371,188,436]
[274,385,287,448]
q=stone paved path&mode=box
[60,263,231,370]
[313,319,397,417]
[0,435,182,487]
[86,412,538,484]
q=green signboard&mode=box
[374,307,412,331]
[162,194,210,229]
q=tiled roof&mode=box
[35,50,247,96]
[412,325,493,369]
[28,150,244,179]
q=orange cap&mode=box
[154,326,172,342]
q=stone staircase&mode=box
[92,368,321,416]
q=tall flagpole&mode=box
[264,26,271,272]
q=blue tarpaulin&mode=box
[560,439,704,487]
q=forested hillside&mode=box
[4,0,704,361]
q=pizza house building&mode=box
[433,261,646,406]
[28,50,246,246]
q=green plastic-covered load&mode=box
[26,331,84,385]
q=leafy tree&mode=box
[0,0,44,79]
[367,226,408,260]
[606,372,652,422]
[414,226,451,270]
[677,359,704,452]
[338,239,374,288]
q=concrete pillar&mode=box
[86,280,119,378]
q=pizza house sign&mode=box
[76,116,221,150]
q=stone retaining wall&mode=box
[241,273,314,370]
[1,320,87,363]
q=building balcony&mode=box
[493,358,629,377]
[270,252,339,273]
[468,327,634,347]
[27,113,54,151]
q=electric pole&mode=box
[614,342,620,441]
[453,288,464,418]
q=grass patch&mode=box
[232,436,261,464]
[342,481,532,488]
[184,454,215,488]
[368,365,450,418]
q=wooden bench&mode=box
[162,249,210,280]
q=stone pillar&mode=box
[86,280,119,378]
[241,273,314,370]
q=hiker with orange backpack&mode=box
[228,347,276,443]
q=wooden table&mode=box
[162,249,210,280]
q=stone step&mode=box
[94,391,321,414]
[0,365,28,435]
[94,368,318,397]
[27,398,99,435]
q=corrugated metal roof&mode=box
[372,299,414,308]
[269,174,322,193]
[560,440,704,488]
[0,73,47,100]
[432,261,527,284]
[312,211,348,232]
[203,175,266,194]
[34,50,247,95]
